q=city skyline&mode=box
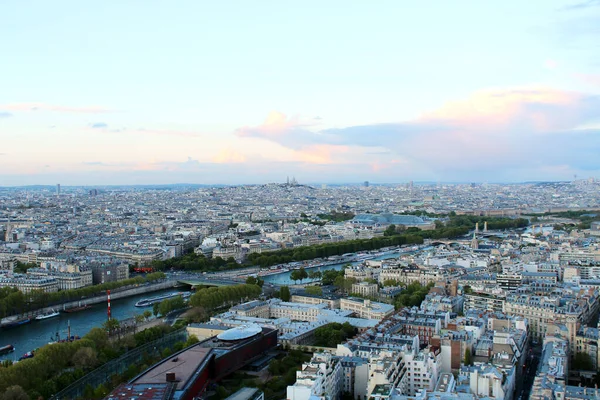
[1,0,599,185]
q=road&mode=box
[516,344,542,400]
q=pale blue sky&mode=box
[1,0,599,185]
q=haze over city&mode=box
[1,0,600,185]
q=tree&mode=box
[279,286,291,302]
[305,286,322,296]
[184,335,199,347]
[1,385,29,400]
[572,352,594,371]
[308,270,322,281]
[143,310,152,320]
[290,269,302,284]
[384,224,397,237]
[71,347,98,370]
[298,267,308,282]
[464,348,473,366]
[103,318,121,339]
[153,303,160,317]
[246,276,264,287]
[463,285,473,294]
[83,327,109,352]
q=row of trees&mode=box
[189,284,262,312]
[0,272,166,319]
[152,295,187,317]
[246,234,425,269]
[316,211,355,222]
[149,252,239,273]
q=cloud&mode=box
[212,149,247,164]
[90,122,108,129]
[0,111,13,118]
[575,73,600,86]
[1,102,112,114]
[235,88,600,180]
[82,161,107,166]
[235,111,324,149]
[561,0,600,10]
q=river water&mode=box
[0,288,176,361]
[261,248,420,285]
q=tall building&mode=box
[56,183,61,196]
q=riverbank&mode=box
[0,280,183,327]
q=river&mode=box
[0,288,176,361]
[261,248,423,285]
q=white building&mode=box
[287,353,343,400]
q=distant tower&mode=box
[471,231,479,250]
[475,222,479,233]
[286,176,290,186]
[483,221,488,233]
[56,184,61,196]
[364,181,369,188]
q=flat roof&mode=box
[133,346,212,391]
[106,383,174,400]
[225,387,261,400]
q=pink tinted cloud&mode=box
[292,144,349,165]
[419,87,588,132]
[2,102,113,113]
[235,87,600,177]
[212,149,247,164]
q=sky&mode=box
[1,0,599,186]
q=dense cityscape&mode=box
[2,0,599,399]
[0,181,600,400]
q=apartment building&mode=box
[287,353,343,400]
[27,267,93,290]
[379,266,443,287]
[351,282,378,298]
[398,348,442,396]
[459,364,515,400]
[0,274,58,293]
[291,294,341,309]
[464,293,505,314]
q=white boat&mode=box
[36,309,60,320]
[135,292,190,307]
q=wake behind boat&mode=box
[135,292,190,307]
[35,309,60,320]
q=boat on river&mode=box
[19,350,35,361]
[135,292,190,307]
[35,309,60,320]
[1,318,31,329]
[0,345,14,356]
[63,303,92,313]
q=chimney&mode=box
[166,372,176,382]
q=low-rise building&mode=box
[351,282,378,298]
[340,298,395,320]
